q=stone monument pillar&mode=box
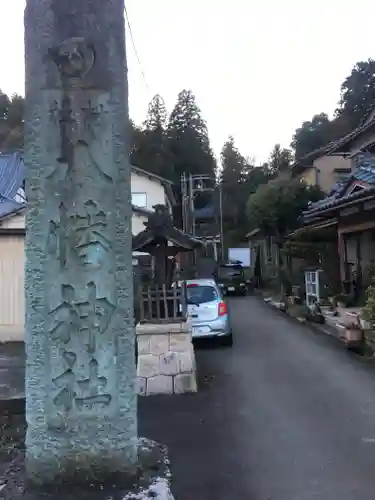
[24,0,137,486]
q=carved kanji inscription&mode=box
[48,282,115,351]
[76,359,111,410]
[47,200,110,269]
[52,350,77,412]
[72,200,110,267]
[79,281,116,354]
[48,285,81,344]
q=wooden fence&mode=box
[139,282,187,324]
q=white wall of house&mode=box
[132,213,148,236]
[1,213,25,230]
[0,234,25,341]
[131,170,170,213]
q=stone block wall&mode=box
[136,322,197,396]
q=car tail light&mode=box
[218,301,227,316]
[187,283,198,288]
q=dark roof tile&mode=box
[0,151,24,202]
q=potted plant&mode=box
[359,309,373,331]
[344,320,364,347]
[362,281,375,331]
[328,295,338,313]
[336,293,351,309]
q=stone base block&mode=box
[136,322,197,396]
[2,438,174,499]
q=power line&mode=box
[124,4,150,91]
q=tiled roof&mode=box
[0,200,26,220]
[328,115,375,154]
[303,154,375,216]
[0,151,25,202]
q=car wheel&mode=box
[220,333,233,347]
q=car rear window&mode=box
[187,285,218,305]
[218,266,244,278]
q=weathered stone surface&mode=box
[159,352,179,376]
[137,377,147,396]
[136,322,197,396]
[169,333,191,352]
[2,438,175,499]
[174,373,197,394]
[137,335,151,355]
[24,0,137,486]
[136,322,190,336]
[149,334,169,355]
[147,375,174,395]
[179,351,194,374]
[137,354,159,378]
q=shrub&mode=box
[362,282,375,323]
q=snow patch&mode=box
[120,438,174,499]
[123,477,174,499]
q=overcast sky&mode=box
[1,0,375,163]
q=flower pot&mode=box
[344,327,364,345]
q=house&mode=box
[0,152,176,341]
[247,228,279,285]
[291,106,375,195]
[300,152,375,302]
[329,107,375,157]
[291,146,352,194]
[296,108,375,302]
[131,165,176,236]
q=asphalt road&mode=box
[140,296,375,500]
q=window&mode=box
[347,184,366,195]
[132,192,147,208]
[186,285,218,305]
[217,266,244,279]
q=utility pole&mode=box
[219,182,224,260]
[180,173,188,233]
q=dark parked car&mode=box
[215,261,247,296]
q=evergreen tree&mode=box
[291,113,332,160]
[220,137,269,243]
[130,96,174,181]
[268,144,293,174]
[145,94,167,131]
[337,59,375,129]
[0,91,24,152]
[168,89,216,183]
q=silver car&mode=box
[186,279,233,346]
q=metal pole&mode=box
[219,182,224,260]
[188,174,194,236]
[181,173,186,233]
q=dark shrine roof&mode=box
[132,204,202,253]
[303,153,375,218]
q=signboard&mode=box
[228,248,251,267]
